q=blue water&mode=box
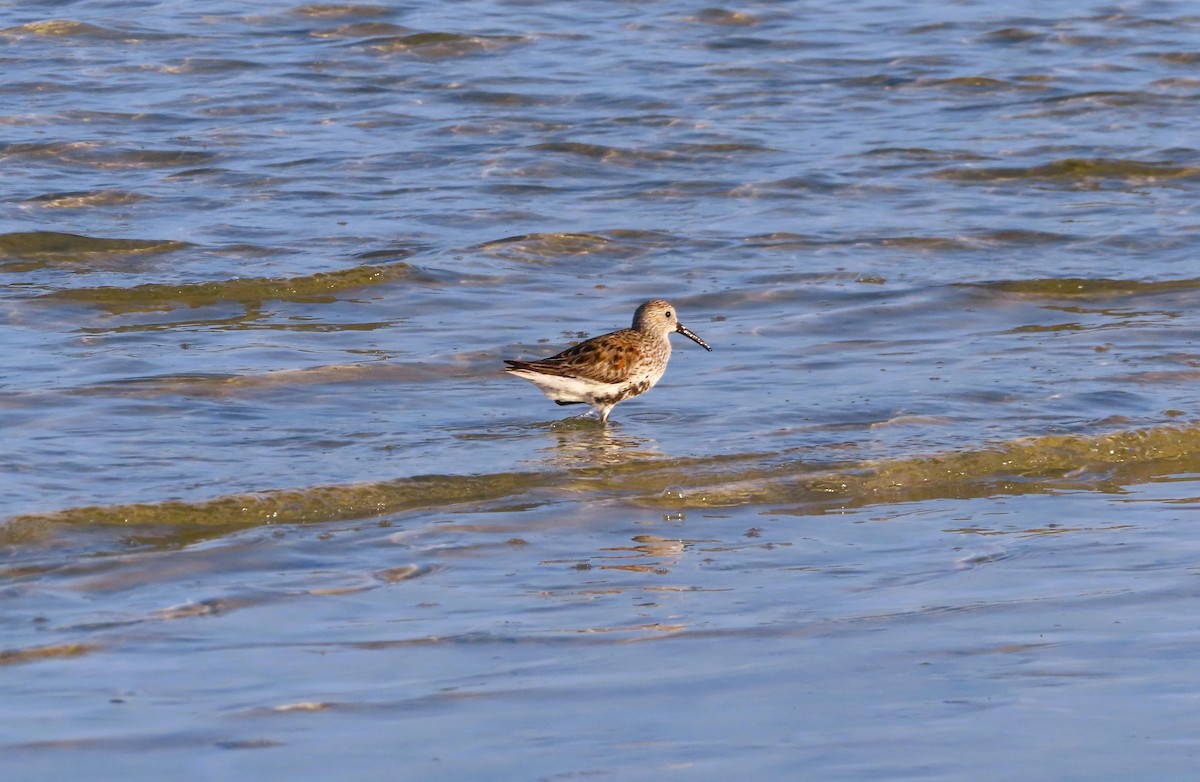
[5,1,1200,779]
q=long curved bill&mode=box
[676,322,712,351]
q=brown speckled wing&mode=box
[504,329,642,384]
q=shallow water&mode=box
[5,0,1200,778]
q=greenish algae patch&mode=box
[294,3,393,18]
[2,471,560,544]
[0,642,101,666]
[980,27,1041,43]
[0,231,189,259]
[24,190,149,209]
[0,19,125,38]
[42,262,416,313]
[364,31,526,56]
[922,76,1023,91]
[746,229,1072,253]
[479,230,679,262]
[529,142,770,163]
[9,424,1200,543]
[0,231,191,273]
[479,232,619,260]
[933,158,1200,184]
[969,277,1200,299]
[684,8,761,26]
[661,423,1200,510]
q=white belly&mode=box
[507,369,629,404]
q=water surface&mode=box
[5,1,1200,779]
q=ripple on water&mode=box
[932,157,1200,185]
[0,141,217,170]
[358,32,527,58]
[21,190,150,209]
[293,4,396,19]
[0,19,172,41]
[38,262,424,313]
[9,421,1200,544]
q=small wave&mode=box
[310,22,410,39]
[0,232,189,272]
[863,147,991,162]
[916,76,1029,91]
[294,3,394,18]
[147,58,265,75]
[932,157,1200,185]
[644,423,1200,511]
[478,230,680,263]
[0,19,144,40]
[1023,91,1182,118]
[361,32,526,57]
[40,262,420,313]
[743,229,1072,252]
[0,231,185,258]
[531,141,775,164]
[8,422,1200,542]
[979,27,1043,44]
[1142,51,1200,65]
[0,642,101,666]
[682,8,762,26]
[2,471,560,542]
[966,277,1200,300]
[68,360,484,398]
[0,141,216,170]
[531,142,676,164]
[23,190,149,209]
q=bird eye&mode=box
[665,311,673,319]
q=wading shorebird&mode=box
[504,299,712,423]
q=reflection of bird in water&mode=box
[543,423,663,468]
[595,535,690,574]
[505,299,711,423]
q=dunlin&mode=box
[504,299,712,423]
